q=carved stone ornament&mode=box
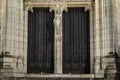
[53,3,66,42]
[24,1,92,43]
[53,3,67,31]
[24,1,92,12]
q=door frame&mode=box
[23,0,95,77]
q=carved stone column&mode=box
[118,0,120,56]
[53,3,67,74]
[53,4,63,74]
[0,0,14,72]
[0,0,25,73]
[104,54,116,80]
[94,0,105,78]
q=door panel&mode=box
[27,8,54,73]
[62,7,90,74]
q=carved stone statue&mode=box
[53,4,63,74]
[53,4,62,42]
[53,4,62,34]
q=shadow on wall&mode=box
[115,53,120,80]
[106,45,120,80]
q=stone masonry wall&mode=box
[0,0,25,73]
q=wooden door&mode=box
[62,7,90,74]
[27,8,54,73]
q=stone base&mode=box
[104,54,117,80]
[0,73,95,80]
[0,77,93,80]
[0,52,14,69]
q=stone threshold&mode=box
[10,73,95,78]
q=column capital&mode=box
[49,3,68,12]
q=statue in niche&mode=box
[53,4,62,42]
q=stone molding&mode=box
[24,0,93,74]
[24,1,92,12]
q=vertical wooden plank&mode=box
[62,7,90,74]
[27,8,54,73]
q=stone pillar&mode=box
[0,0,14,71]
[53,4,63,74]
[0,0,25,73]
[101,0,113,72]
[104,54,116,80]
[101,0,115,56]
[116,1,120,80]
[52,3,67,74]
[0,0,1,45]
[94,0,103,78]
[89,4,95,73]
[23,4,28,74]
[17,0,25,73]
[0,0,6,55]
[101,0,117,79]
[117,0,120,56]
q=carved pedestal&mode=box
[0,52,14,78]
[104,54,116,80]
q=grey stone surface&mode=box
[0,0,119,80]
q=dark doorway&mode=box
[27,8,54,73]
[62,7,90,74]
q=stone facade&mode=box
[0,0,119,80]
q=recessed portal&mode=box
[27,7,90,74]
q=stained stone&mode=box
[0,0,119,80]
